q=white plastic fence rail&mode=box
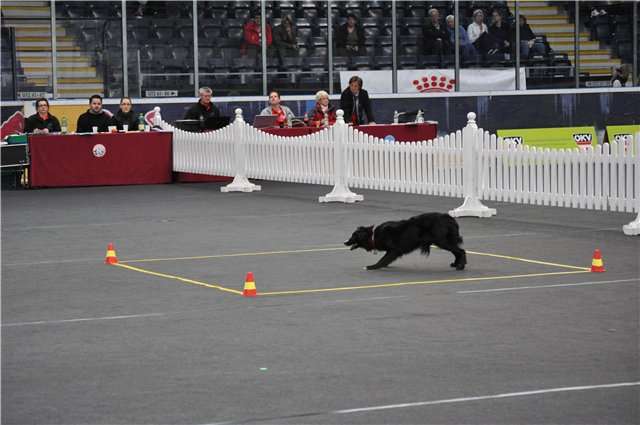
[159,107,639,235]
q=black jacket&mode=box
[184,102,220,121]
[422,20,450,54]
[339,88,374,125]
[335,23,365,53]
[76,110,111,133]
[110,109,139,131]
[24,113,61,133]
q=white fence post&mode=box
[623,131,640,235]
[221,108,261,193]
[449,112,497,218]
[319,109,363,203]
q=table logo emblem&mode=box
[92,144,106,158]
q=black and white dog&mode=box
[344,213,466,270]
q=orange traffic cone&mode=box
[243,272,257,297]
[590,249,605,272]
[105,243,118,265]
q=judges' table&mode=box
[260,122,438,141]
[29,131,173,188]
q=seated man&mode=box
[76,94,111,133]
[446,15,477,61]
[184,86,220,122]
[24,97,61,134]
[335,14,365,57]
[260,90,295,127]
[422,8,450,56]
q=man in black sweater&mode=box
[339,76,375,126]
[76,94,111,133]
[184,87,221,123]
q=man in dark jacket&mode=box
[184,86,220,122]
[24,97,61,133]
[422,8,450,56]
[76,94,111,133]
[339,75,375,125]
[335,14,365,57]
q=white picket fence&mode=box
[159,108,639,235]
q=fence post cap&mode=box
[466,112,476,123]
[154,106,160,112]
[336,109,345,124]
[235,108,243,121]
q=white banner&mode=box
[340,69,526,94]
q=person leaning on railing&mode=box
[260,90,295,127]
[24,97,61,134]
[306,90,337,128]
[339,75,375,125]
[76,94,111,133]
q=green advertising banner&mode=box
[605,124,640,146]
[496,127,597,149]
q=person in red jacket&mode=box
[242,14,273,58]
[306,90,337,128]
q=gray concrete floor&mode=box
[2,181,639,424]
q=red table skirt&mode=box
[260,122,437,142]
[29,131,173,188]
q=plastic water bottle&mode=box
[286,114,292,128]
[393,110,399,124]
[60,116,68,133]
[138,113,145,131]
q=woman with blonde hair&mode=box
[306,90,337,128]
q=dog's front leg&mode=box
[366,251,400,270]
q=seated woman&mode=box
[273,15,298,64]
[467,9,496,57]
[306,90,336,128]
[24,98,61,134]
[110,97,138,131]
[489,9,511,55]
[260,90,295,127]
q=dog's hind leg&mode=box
[436,243,466,270]
[366,251,401,270]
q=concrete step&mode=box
[516,6,561,16]
[17,40,75,48]
[58,88,105,98]
[546,33,591,42]
[566,52,612,60]
[530,24,576,33]
[508,1,551,7]
[526,18,567,25]
[551,41,601,50]
[2,1,48,6]
[15,27,67,37]
[16,46,82,52]
[1,5,50,18]
[17,51,86,58]
[21,60,93,68]
[24,68,97,78]
[576,58,621,67]
[16,36,75,42]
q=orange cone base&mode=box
[105,255,118,265]
[591,265,605,272]
[105,243,118,265]
[243,288,257,297]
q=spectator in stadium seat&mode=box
[445,15,477,61]
[340,75,375,125]
[76,94,111,133]
[611,64,631,87]
[422,8,450,56]
[467,9,496,57]
[242,14,273,59]
[489,9,512,55]
[184,86,220,122]
[24,97,61,134]
[512,15,544,59]
[110,97,138,131]
[306,90,337,128]
[260,90,295,127]
[273,15,299,63]
[335,14,365,57]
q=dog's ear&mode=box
[367,225,374,231]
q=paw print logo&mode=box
[412,75,455,93]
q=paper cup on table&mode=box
[144,125,150,132]
[122,124,129,132]
[108,126,117,133]
[92,126,98,133]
